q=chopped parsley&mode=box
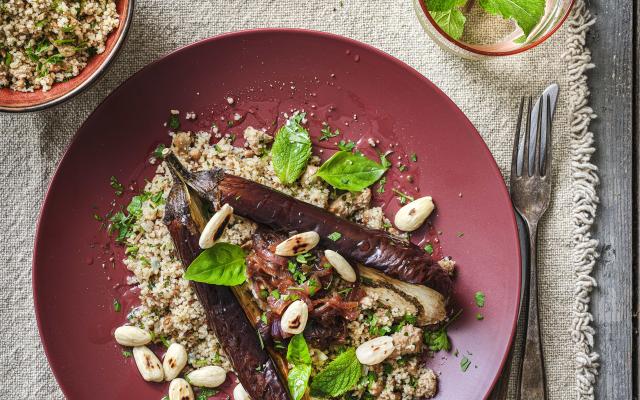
[392,188,414,205]
[475,291,486,307]
[122,350,132,358]
[476,313,484,320]
[337,140,356,152]
[460,356,471,372]
[296,252,315,265]
[376,176,387,193]
[113,299,121,312]
[328,231,342,241]
[424,327,450,351]
[288,261,307,285]
[152,144,166,158]
[271,289,281,300]
[260,312,268,324]
[195,388,218,400]
[319,123,340,141]
[168,114,180,130]
[379,152,392,169]
[109,176,124,196]
[424,243,434,254]
[398,163,407,172]
[410,153,418,162]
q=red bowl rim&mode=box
[417,0,576,57]
[32,28,521,399]
[0,0,135,113]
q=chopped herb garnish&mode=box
[260,313,268,324]
[113,299,121,312]
[213,144,222,152]
[328,231,342,241]
[460,356,471,372]
[398,163,407,172]
[424,244,434,254]
[376,176,387,193]
[410,153,418,162]
[168,114,180,130]
[195,388,218,400]
[475,291,486,307]
[109,176,124,196]
[337,140,356,152]
[152,144,166,158]
[319,123,340,141]
[159,335,171,348]
[379,152,392,169]
[476,313,484,320]
[93,213,103,221]
[122,350,132,358]
[296,252,315,265]
[271,289,281,300]
[392,188,414,204]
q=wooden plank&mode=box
[585,0,634,399]
[634,1,639,398]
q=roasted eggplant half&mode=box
[163,172,290,400]
[165,152,453,297]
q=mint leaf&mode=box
[316,151,388,191]
[184,243,247,286]
[478,0,545,36]
[271,113,312,185]
[430,9,467,40]
[310,348,361,397]
[426,0,467,12]
[287,334,311,400]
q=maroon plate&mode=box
[33,29,520,399]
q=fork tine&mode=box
[533,95,544,176]
[542,94,552,176]
[522,97,532,177]
[511,97,525,179]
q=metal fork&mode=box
[509,89,555,400]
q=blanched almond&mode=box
[133,346,164,382]
[280,300,309,334]
[163,343,188,381]
[169,378,194,400]
[233,383,251,400]
[199,204,234,248]
[186,365,227,388]
[394,196,435,232]
[324,250,357,283]
[274,231,319,256]
[114,326,152,346]
[356,336,395,365]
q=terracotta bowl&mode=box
[0,0,134,113]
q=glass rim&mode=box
[417,0,576,57]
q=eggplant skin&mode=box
[163,176,290,400]
[166,154,453,297]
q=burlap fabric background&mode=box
[0,1,598,399]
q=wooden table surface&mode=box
[586,0,634,399]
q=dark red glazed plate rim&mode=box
[33,28,521,399]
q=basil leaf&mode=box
[286,334,311,400]
[478,0,545,37]
[316,151,388,191]
[271,113,312,185]
[184,243,247,286]
[426,0,467,12]
[288,364,311,400]
[310,348,361,397]
[287,334,312,365]
[430,9,467,39]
